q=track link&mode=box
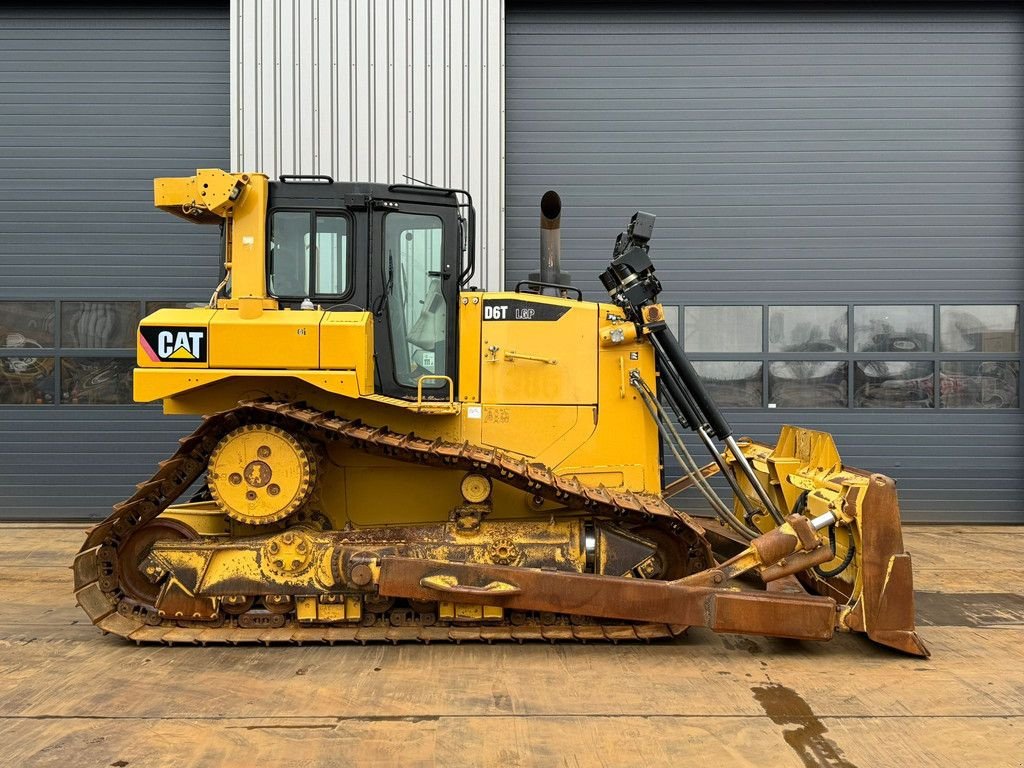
[73,399,710,644]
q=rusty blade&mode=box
[846,475,930,658]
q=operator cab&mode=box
[265,176,474,401]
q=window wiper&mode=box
[373,248,394,316]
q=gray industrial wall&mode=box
[0,4,228,519]
[505,4,1024,521]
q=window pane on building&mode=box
[854,361,934,408]
[768,361,848,408]
[61,302,139,349]
[684,306,761,353]
[853,305,933,352]
[60,358,135,404]
[691,361,763,407]
[662,304,679,337]
[940,305,1019,353]
[768,306,847,352]
[0,301,55,348]
[940,361,1019,408]
[0,356,55,404]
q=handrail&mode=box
[514,280,583,301]
[415,375,455,411]
[279,174,334,184]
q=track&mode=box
[73,400,711,645]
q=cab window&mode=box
[314,216,348,295]
[268,211,349,298]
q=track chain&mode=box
[73,399,708,644]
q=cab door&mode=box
[369,201,460,400]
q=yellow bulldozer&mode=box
[73,169,927,655]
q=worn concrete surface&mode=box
[0,524,1022,768]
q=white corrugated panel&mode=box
[231,0,505,290]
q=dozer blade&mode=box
[724,425,929,657]
[843,474,928,656]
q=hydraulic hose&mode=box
[648,333,785,526]
[814,523,857,579]
[632,374,757,540]
[646,351,759,520]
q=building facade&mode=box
[0,1,1021,521]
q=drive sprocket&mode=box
[207,423,317,525]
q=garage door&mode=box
[0,5,229,519]
[506,4,1024,521]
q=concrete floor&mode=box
[0,524,1022,768]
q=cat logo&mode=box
[140,326,208,363]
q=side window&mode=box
[268,211,310,298]
[269,212,350,298]
[385,212,447,388]
[314,215,349,295]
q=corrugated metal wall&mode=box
[505,4,1024,522]
[0,5,229,519]
[231,0,505,290]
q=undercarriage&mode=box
[73,400,927,656]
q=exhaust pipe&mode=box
[529,190,572,292]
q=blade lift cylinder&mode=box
[599,211,785,525]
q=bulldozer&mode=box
[73,169,927,656]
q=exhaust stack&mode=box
[529,190,571,291]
